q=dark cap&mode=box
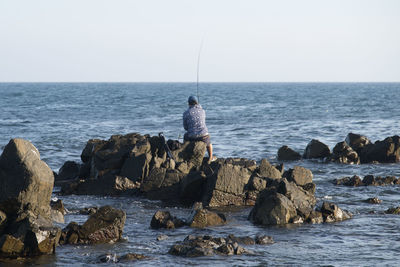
[188,95,198,105]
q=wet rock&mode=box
[258,159,282,179]
[364,197,382,204]
[334,175,363,186]
[303,139,331,159]
[320,202,352,222]
[284,166,313,186]
[0,138,54,219]
[249,191,297,225]
[331,141,360,164]
[345,133,371,155]
[360,136,400,163]
[255,235,274,245]
[50,199,66,224]
[306,211,324,224]
[188,208,226,228]
[277,145,302,161]
[60,206,126,245]
[226,234,255,245]
[57,161,80,182]
[150,211,185,229]
[385,207,400,214]
[118,253,149,263]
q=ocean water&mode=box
[1,82,400,266]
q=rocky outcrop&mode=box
[334,175,400,187]
[57,161,80,183]
[60,133,318,210]
[0,139,60,258]
[345,133,371,155]
[249,175,351,226]
[169,234,273,257]
[50,199,66,223]
[187,207,226,228]
[277,146,302,161]
[59,206,126,245]
[303,139,331,159]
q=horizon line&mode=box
[1,81,400,83]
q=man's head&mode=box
[188,95,198,105]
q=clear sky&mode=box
[0,0,399,82]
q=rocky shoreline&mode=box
[1,132,399,261]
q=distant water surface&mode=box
[0,82,400,266]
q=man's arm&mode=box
[183,113,188,130]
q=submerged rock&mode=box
[345,133,371,155]
[50,199,66,223]
[331,141,360,164]
[364,197,382,204]
[385,207,400,214]
[150,211,185,229]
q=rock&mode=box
[277,179,316,218]
[345,133,371,155]
[57,161,80,181]
[150,211,185,229]
[277,146,302,161]
[334,175,363,186]
[60,206,126,245]
[360,136,400,163]
[188,209,226,228]
[61,174,140,196]
[331,141,360,164]
[118,253,149,263]
[364,197,382,204]
[302,183,316,194]
[226,234,255,245]
[169,235,253,258]
[258,159,282,179]
[120,138,152,182]
[385,207,400,214]
[98,253,118,263]
[0,235,24,258]
[320,202,352,222]
[50,199,66,223]
[306,211,324,224]
[0,139,54,219]
[0,210,6,234]
[303,139,331,159]
[284,166,313,186]
[156,234,168,241]
[179,171,207,205]
[248,191,297,225]
[141,169,185,201]
[79,207,99,215]
[248,175,267,191]
[203,161,253,207]
[255,235,274,245]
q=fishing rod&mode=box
[196,38,204,103]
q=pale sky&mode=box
[0,0,399,82]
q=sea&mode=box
[0,82,399,266]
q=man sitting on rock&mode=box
[183,95,217,163]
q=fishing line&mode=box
[196,38,204,103]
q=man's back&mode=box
[183,104,208,138]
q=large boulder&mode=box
[202,160,253,207]
[0,139,54,219]
[57,161,80,181]
[277,146,302,161]
[331,141,360,164]
[283,166,313,186]
[303,139,331,159]
[248,190,297,225]
[187,208,226,228]
[258,159,282,179]
[59,206,126,245]
[359,136,400,163]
